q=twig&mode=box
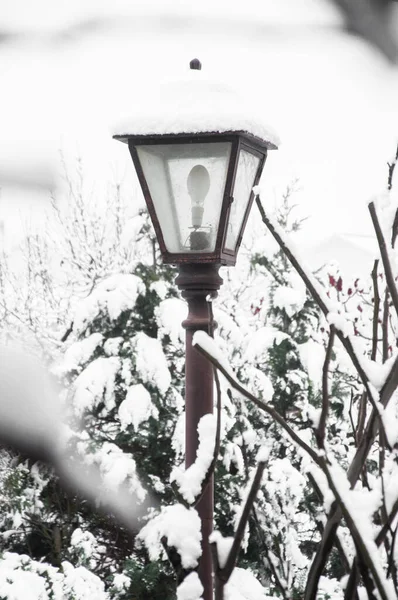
[344,557,360,600]
[388,143,398,195]
[252,507,288,600]
[355,392,367,447]
[369,201,398,320]
[316,326,335,449]
[371,260,381,361]
[320,457,392,600]
[376,495,398,547]
[387,525,398,584]
[383,289,390,362]
[307,471,350,573]
[161,536,189,586]
[218,461,266,583]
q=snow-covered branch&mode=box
[193,331,320,466]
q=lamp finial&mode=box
[189,58,202,70]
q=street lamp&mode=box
[113,58,278,600]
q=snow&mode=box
[59,449,147,532]
[245,367,274,402]
[327,312,352,338]
[81,442,146,501]
[118,383,158,431]
[70,528,98,559]
[177,572,204,600]
[171,413,216,504]
[208,530,234,568]
[298,339,325,391]
[355,352,398,392]
[307,405,321,428]
[172,411,186,458]
[272,272,306,317]
[61,561,108,600]
[111,573,130,592]
[138,504,202,569]
[192,331,235,380]
[0,553,109,600]
[256,446,270,463]
[57,333,103,374]
[225,567,272,600]
[73,274,145,334]
[0,561,49,600]
[243,326,289,363]
[133,331,171,394]
[380,393,398,448]
[156,297,187,346]
[150,280,169,300]
[113,68,280,148]
[72,357,120,416]
[103,336,123,356]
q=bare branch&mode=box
[376,495,398,547]
[382,289,390,362]
[369,201,398,319]
[355,391,367,447]
[388,143,398,195]
[321,458,393,600]
[316,326,335,449]
[371,260,381,361]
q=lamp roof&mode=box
[113,60,279,150]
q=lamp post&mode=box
[113,58,278,600]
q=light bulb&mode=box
[187,164,210,228]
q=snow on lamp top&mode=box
[112,59,280,149]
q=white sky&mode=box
[1,0,398,265]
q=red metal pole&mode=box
[176,263,223,600]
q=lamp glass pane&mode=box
[137,142,231,254]
[225,149,260,251]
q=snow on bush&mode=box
[272,272,306,318]
[78,441,146,501]
[156,297,187,346]
[138,504,202,569]
[225,567,272,600]
[73,274,145,334]
[0,553,108,600]
[132,331,171,394]
[57,333,104,375]
[176,571,204,600]
[72,357,120,416]
[118,383,158,431]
